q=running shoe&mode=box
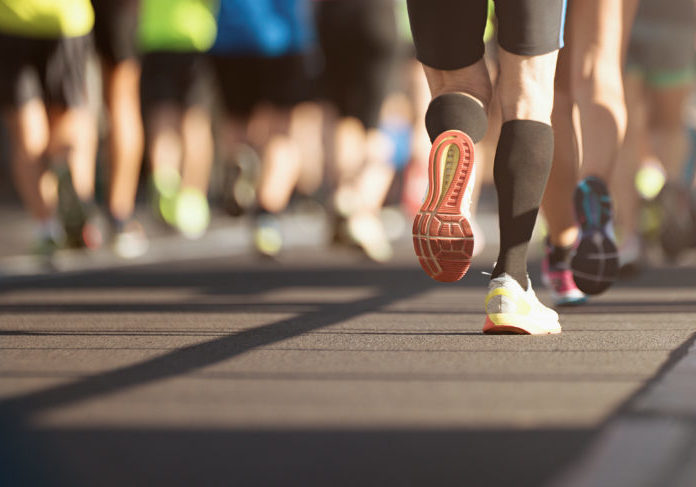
[151,166,181,226]
[657,182,695,261]
[253,212,283,257]
[571,176,619,295]
[32,220,65,259]
[483,273,561,335]
[81,208,109,250]
[56,166,88,248]
[347,212,394,263]
[413,130,475,282]
[541,245,587,307]
[174,188,210,240]
[113,218,149,259]
[221,145,259,217]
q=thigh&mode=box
[569,0,637,69]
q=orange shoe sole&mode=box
[413,130,475,282]
[482,317,532,335]
[482,316,562,335]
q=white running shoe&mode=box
[483,273,562,335]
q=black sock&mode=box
[491,120,554,289]
[548,240,573,268]
[425,93,488,143]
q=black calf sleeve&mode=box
[425,93,488,143]
[491,120,554,288]
[548,241,573,268]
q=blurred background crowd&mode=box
[0,0,695,275]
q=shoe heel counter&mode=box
[486,293,517,314]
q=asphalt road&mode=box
[0,245,695,486]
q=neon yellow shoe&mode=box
[483,273,561,335]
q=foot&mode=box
[413,130,475,282]
[347,212,393,263]
[657,182,695,261]
[81,209,108,250]
[541,242,586,307]
[113,218,149,259]
[571,176,619,295]
[483,274,561,335]
[174,188,210,240]
[253,212,283,257]
[221,145,260,217]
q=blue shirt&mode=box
[211,0,315,56]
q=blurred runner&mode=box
[211,0,321,257]
[408,0,565,334]
[613,0,696,267]
[92,0,148,258]
[316,0,399,262]
[138,0,217,239]
[541,0,639,301]
[0,0,98,255]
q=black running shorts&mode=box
[211,53,317,118]
[140,52,212,113]
[316,0,398,129]
[0,33,91,109]
[92,0,140,65]
[407,0,567,70]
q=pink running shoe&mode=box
[412,130,475,282]
[541,245,587,307]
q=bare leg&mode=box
[256,108,301,213]
[180,105,214,194]
[423,59,492,108]
[290,101,324,196]
[5,100,52,221]
[331,116,368,215]
[48,106,98,203]
[571,0,639,179]
[496,49,557,124]
[613,73,645,243]
[647,83,693,181]
[104,59,144,221]
[147,104,183,179]
[542,46,580,248]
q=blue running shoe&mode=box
[571,176,619,295]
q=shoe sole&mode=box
[572,178,618,295]
[413,130,475,282]
[483,315,562,335]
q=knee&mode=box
[16,127,49,161]
[497,50,558,123]
[498,82,555,124]
[7,105,49,161]
[425,61,493,111]
[572,61,627,128]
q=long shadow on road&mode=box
[1,261,694,485]
[3,427,593,487]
